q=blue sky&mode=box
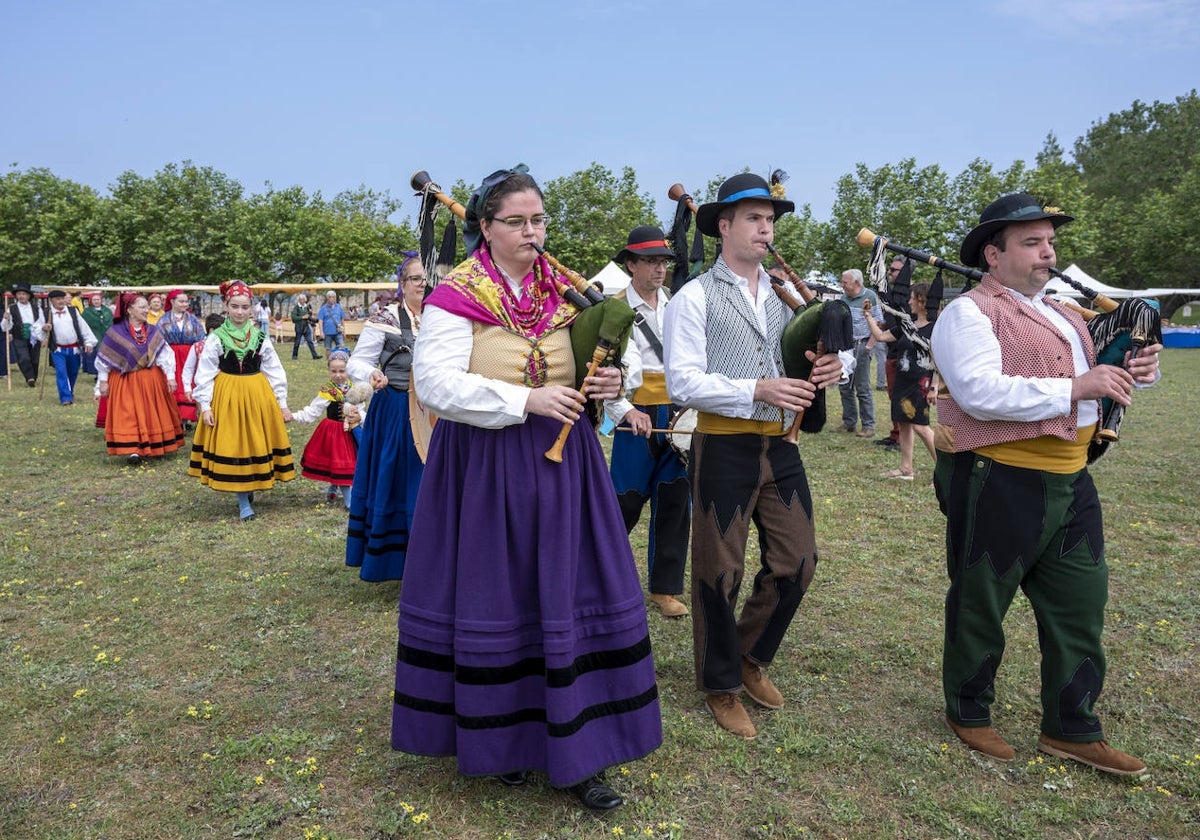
[3,0,1197,226]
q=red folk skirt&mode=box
[170,343,199,422]
[300,418,358,486]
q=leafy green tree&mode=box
[324,186,409,283]
[95,161,245,285]
[230,185,332,284]
[823,158,955,279]
[1026,134,1093,269]
[542,163,656,277]
[0,167,105,287]
[1073,91,1200,287]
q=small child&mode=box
[289,348,363,509]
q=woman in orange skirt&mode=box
[94,292,185,464]
[189,280,295,522]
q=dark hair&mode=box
[482,172,542,220]
[910,282,931,308]
[978,228,1010,269]
[204,314,225,332]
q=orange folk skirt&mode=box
[104,366,185,457]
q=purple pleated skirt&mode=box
[392,414,662,788]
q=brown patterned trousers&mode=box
[688,431,818,693]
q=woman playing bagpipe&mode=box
[390,166,661,810]
[343,252,426,582]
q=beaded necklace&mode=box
[494,262,547,332]
[128,321,148,346]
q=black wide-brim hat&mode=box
[614,225,676,263]
[960,193,1074,269]
[11,280,32,294]
[696,173,795,237]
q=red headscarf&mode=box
[219,280,252,301]
[165,288,186,306]
[112,292,145,322]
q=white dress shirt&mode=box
[49,306,97,348]
[191,332,288,413]
[347,302,422,384]
[932,285,1098,428]
[604,283,670,424]
[411,271,535,429]
[2,301,44,342]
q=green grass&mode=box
[1,350,1197,840]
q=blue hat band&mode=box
[722,187,773,203]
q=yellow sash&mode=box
[696,411,785,437]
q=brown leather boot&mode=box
[648,593,689,617]
[1037,736,1147,776]
[741,658,784,709]
[945,716,1015,761]
[706,693,756,739]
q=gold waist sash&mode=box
[696,411,785,437]
[632,372,670,406]
[973,424,1094,474]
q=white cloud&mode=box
[994,0,1200,46]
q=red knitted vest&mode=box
[936,275,1096,452]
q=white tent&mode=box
[1050,264,1141,300]
[591,261,630,295]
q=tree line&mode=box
[2,91,1196,310]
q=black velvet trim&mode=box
[695,435,758,536]
[396,635,654,688]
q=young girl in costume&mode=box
[189,280,295,522]
[290,348,363,509]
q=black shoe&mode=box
[127,454,141,465]
[496,771,528,787]
[570,776,623,811]
[881,440,901,452]
[27,378,36,387]
[241,513,256,522]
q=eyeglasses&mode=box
[403,276,427,285]
[489,215,550,230]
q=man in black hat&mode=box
[664,173,842,739]
[604,226,690,619]
[932,193,1161,775]
[43,289,97,404]
[2,281,46,386]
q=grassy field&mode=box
[1,349,1197,840]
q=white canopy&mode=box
[591,261,630,295]
[1052,265,1200,301]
